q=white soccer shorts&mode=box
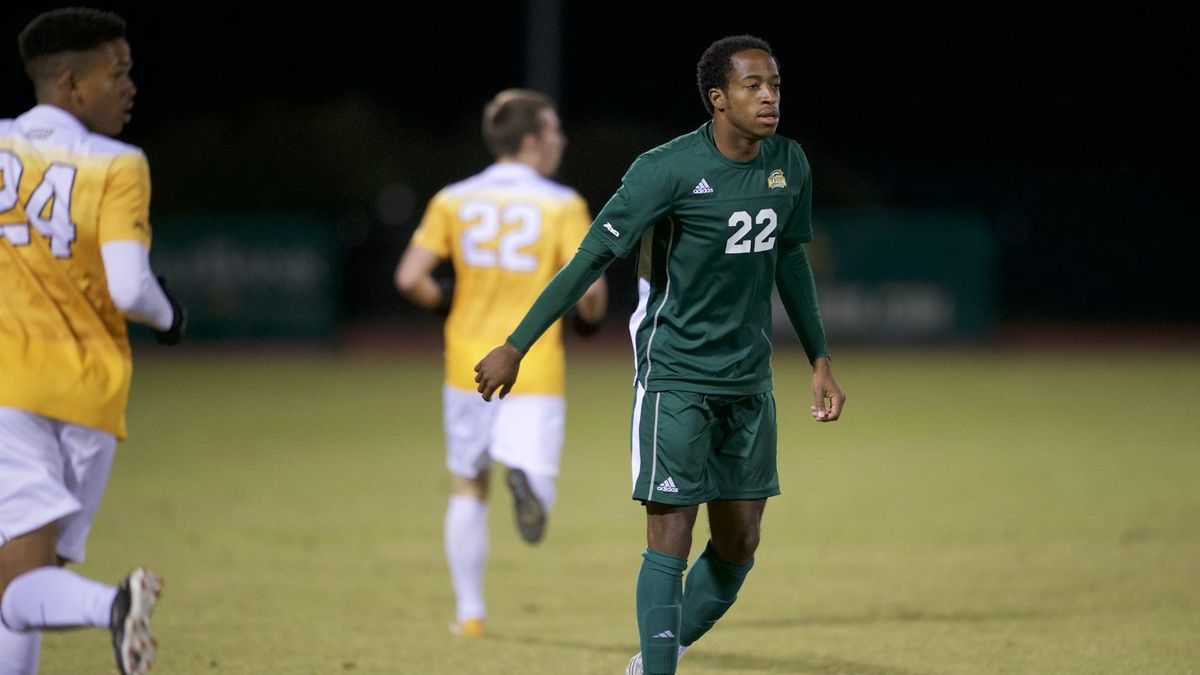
[441,386,565,479]
[0,407,116,563]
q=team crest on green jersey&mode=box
[767,169,787,189]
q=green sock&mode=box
[636,549,687,675]
[679,540,754,646]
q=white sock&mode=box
[444,495,488,622]
[678,644,689,660]
[524,472,557,512]
[0,620,40,675]
[0,567,116,630]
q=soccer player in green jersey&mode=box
[475,34,845,675]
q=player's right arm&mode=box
[397,193,453,314]
[570,276,608,336]
[395,243,451,313]
[561,195,608,336]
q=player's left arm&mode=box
[101,241,173,329]
[98,152,185,345]
[774,153,844,421]
[776,245,843,422]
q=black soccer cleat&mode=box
[506,467,546,544]
[111,567,163,675]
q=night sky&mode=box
[3,2,1195,324]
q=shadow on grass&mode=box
[499,634,925,674]
[727,607,1047,629]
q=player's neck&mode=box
[35,91,72,115]
[35,93,88,131]
[711,120,762,162]
[496,154,548,177]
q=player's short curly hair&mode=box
[696,35,775,115]
[482,89,555,159]
[18,7,126,67]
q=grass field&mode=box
[40,344,1200,674]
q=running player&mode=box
[1,8,183,675]
[395,88,607,636]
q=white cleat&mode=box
[111,567,163,675]
[626,645,688,674]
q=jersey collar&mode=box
[483,161,541,179]
[701,120,766,169]
[20,104,89,135]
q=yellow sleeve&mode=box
[98,152,152,247]
[559,193,592,266]
[410,192,453,258]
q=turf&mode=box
[40,345,1200,674]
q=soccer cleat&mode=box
[449,618,486,637]
[625,645,688,674]
[110,567,163,675]
[505,467,546,544]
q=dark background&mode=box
[3,1,1196,332]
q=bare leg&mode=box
[635,502,698,674]
[0,523,58,596]
[0,524,56,675]
[706,499,765,563]
[451,470,489,500]
[645,502,698,557]
[674,499,766,651]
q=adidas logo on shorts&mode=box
[656,477,679,493]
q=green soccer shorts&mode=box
[629,384,780,505]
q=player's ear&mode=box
[519,130,539,155]
[54,67,75,96]
[708,87,726,112]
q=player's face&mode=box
[720,49,780,140]
[72,39,136,137]
[531,107,566,177]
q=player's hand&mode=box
[569,310,602,338]
[810,357,844,422]
[154,275,187,346]
[475,343,523,401]
[433,278,454,318]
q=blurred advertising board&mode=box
[778,209,996,343]
[141,214,340,340]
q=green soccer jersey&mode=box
[592,122,813,395]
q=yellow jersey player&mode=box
[395,89,607,636]
[0,8,184,675]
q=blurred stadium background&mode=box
[4,2,1197,673]
[4,2,1196,347]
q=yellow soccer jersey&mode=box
[0,105,153,439]
[411,162,591,395]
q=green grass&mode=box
[40,346,1200,674]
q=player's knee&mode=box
[712,528,759,563]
